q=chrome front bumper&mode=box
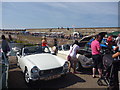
[30,70,70,81]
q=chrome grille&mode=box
[39,67,63,76]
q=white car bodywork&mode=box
[16,46,70,84]
[58,44,93,69]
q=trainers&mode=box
[99,75,102,78]
[92,75,96,78]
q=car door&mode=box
[17,48,26,72]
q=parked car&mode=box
[57,36,107,69]
[77,48,93,69]
[16,46,70,84]
[0,51,9,89]
[58,32,115,70]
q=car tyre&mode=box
[24,69,33,86]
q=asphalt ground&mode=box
[8,54,107,89]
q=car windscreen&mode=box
[24,46,50,55]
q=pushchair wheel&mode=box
[97,77,110,86]
[97,79,103,86]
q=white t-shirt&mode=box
[69,44,80,58]
[116,36,120,45]
[116,36,120,51]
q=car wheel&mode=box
[24,69,31,84]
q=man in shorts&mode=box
[91,35,102,78]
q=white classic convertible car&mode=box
[16,46,70,84]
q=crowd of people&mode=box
[0,32,120,90]
[67,33,120,78]
[1,33,120,77]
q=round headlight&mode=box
[31,66,39,73]
[63,62,69,69]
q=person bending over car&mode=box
[68,40,80,74]
[91,35,102,78]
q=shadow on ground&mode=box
[29,73,86,89]
[77,68,100,75]
[8,70,85,89]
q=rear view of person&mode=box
[1,35,10,58]
[91,35,102,78]
[68,40,80,74]
[41,36,47,47]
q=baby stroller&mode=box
[97,54,120,87]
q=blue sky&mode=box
[1,2,118,29]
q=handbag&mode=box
[67,55,71,61]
